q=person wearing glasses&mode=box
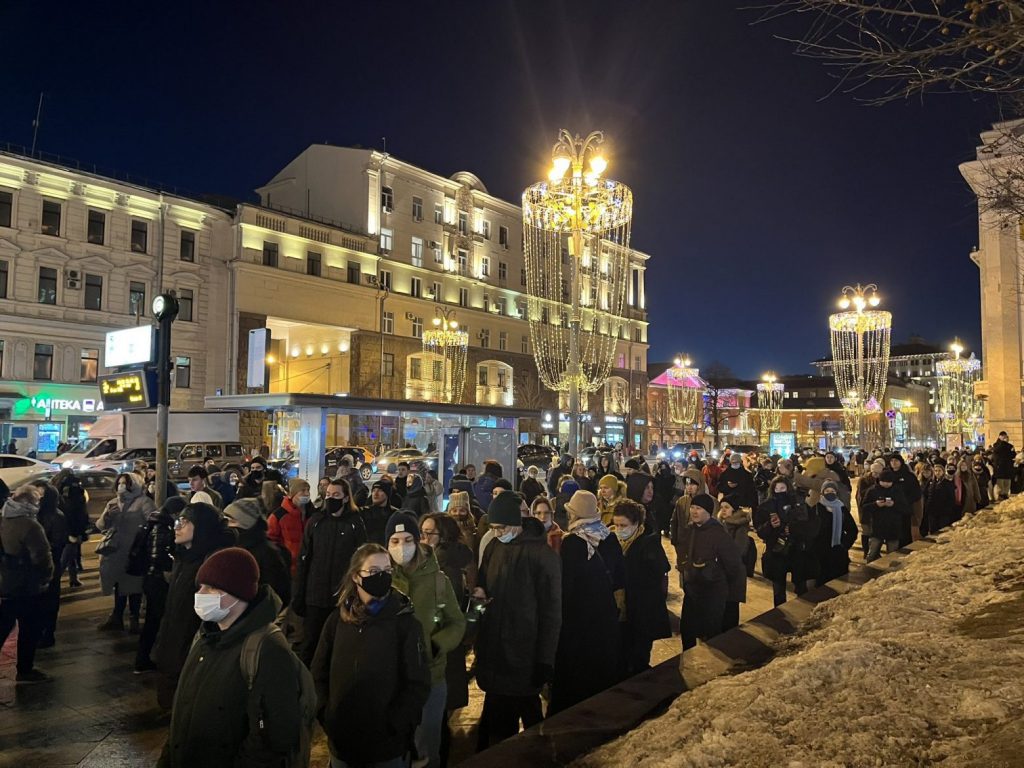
[313,543,431,768]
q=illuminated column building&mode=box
[0,148,232,456]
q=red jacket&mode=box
[268,497,307,575]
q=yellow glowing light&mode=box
[320,344,329,355]
[266,354,276,364]
[838,297,850,309]
[589,156,607,175]
[305,346,314,357]
[552,156,571,175]
[290,347,300,358]
[338,341,349,353]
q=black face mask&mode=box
[773,491,788,502]
[359,571,392,599]
[250,470,264,482]
[325,497,345,515]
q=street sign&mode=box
[105,325,156,368]
[99,370,157,410]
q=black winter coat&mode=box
[295,509,367,611]
[923,478,958,534]
[400,487,432,520]
[234,522,292,607]
[675,517,746,601]
[717,466,757,510]
[476,517,562,697]
[58,480,90,538]
[889,458,923,504]
[132,511,176,578]
[862,484,908,542]
[35,484,68,565]
[812,502,858,584]
[359,502,396,546]
[754,495,820,582]
[622,532,671,643]
[519,477,545,505]
[312,592,431,766]
[990,439,1016,480]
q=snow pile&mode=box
[576,501,1024,768]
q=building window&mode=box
[483,295,490,313]
[129,281,146,317]
[411,237,423,267]
[499,225,509,248]
[380,227,393,252]
[0,340,4,375]
[412,316,423,338]
[130,219,148,253]
[828,390,835,398]
[792,391,799,398]
[499,331,507,351]
[498,261,507,282]
[382,311,394,335]
[459,287,468,307]
[175,356,191,388]
[347,262,361,285]
[0,259,7,299]
[80,348,99,383]
[34,344,53,380]
[521,335,528,354]
[0,190,12,228]
[41,200,61,236]
[496,297,506,316]
[412,196,423,221]
[307,251,322,276]
[263,242,278,267]
[634,355,641,370]
[180,230,195,262]
[84,273,103,310]
[432,281,442,302]
[87,210,106,245]
[482,220,491,239]
[178,288,194,322]
[38,266,57,304]
[480,328,490,349]
[481,256,490,278]
[410,277,422,298]
[382,352,394,377]
[458,211,468,235]
[411,357,422,380]
[381,186,394,211]
[634,327,643,342]
[379,270,392,290]
[434,203,443,225]
[478,367,488,386]
[457,249,468,273]
[432,241,442,264]
[432,359,444,381]
[521,268,527,286]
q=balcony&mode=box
[476,384,513,407]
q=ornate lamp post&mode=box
[757,372,784,434]
[829,283,892,446]
[935,339,981,447]
[667,355,702,438]
[422,307,468,403]
[523,130,634,456]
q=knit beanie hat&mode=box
[224,498,264,530]
[288,478,309,496]
[560,479,580,496]
[821,480,839,496]
[880,469,897,483]
[598,474,620,492]
[448,490,470,511]
[565,490,599,522]
[190,490,215,506]
[488,491,525,527]
[691,493,716,516]
[196,547,260,602]
[385,511,420,542]
[494,478,513,492]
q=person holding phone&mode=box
[863,470,908,562]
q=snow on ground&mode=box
[576,499,1024,768]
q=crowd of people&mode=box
[0,431,1016,766]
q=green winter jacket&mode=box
[392,548,466,684]
[158,586,302,768]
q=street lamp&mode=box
[667,354,702,438]
[935,338,981,447]
[757,372,784,434]
[522,130,634,458]
[152,291,179,507]
[422,307,469,403]
[829,283,891,447]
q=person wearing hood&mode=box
[0,486,54,683]
[386,512,466,768]
[360,479,398,546]
[334,455,370,507]
[864,469,909,562]
[312,543,431,768]
[972,457,992,510]
[152,501,236,708]
[130,495,185,674]
[29,481,67,648]
[549,490,622,713]
[97,472,156,633]
[268,478,311,575]
[547,453,574,497]
[824,451,852,491]
[754,476,820,607]
[652,461,677,537]
[473,492,562,750]
[52,469,88,587]
[676,493,746,650]
[400,473,433,520]
[812,480,858,585]
[624,471,659,535]
[717,453,757,510]
[715,495,753,632]
[753,457,776,506]
[596,452,624,483]
[294,477,368,666]
[597,474,627,526]
[888,453,923,545]
[224,498,292,608]
[158,548,310,768]
[472,459,503,511]
[519,465,546,505]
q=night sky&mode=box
[4,0,994,377]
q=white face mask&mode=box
[615,525,636,541]
[389,542,417,566]
[194,592,237,623]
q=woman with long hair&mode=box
[530,495,563,552]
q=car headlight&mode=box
[62,460,74,468]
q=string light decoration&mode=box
[829,283,892,442]
[667,354,702,425]
[756,372,784,432]
[935,339,982,438]
[522,129,633,455]
[421,307,468,403]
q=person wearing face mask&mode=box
[715,495,753,632]
[812,480,858,586]
[224,498,292,607]
[445,490,479,553]
[754,477,820,607]
[159,547,312,768]
[611,498,670,674]
[922,463,958,537]
[152,501,235,709]
[718,453,757,511]
[236,457,278,500]
[0,486,54,683]
[864,470,909,562]
[887,453,923,545]
[96,472,156,633]
[972,457,991,510]
[294,478,368,667]
[473,491,561,750]
[520,465,545,506]
[268,478,311,575]
[386,512,466,768]
[312,544,431,768]
[530,496,563,552]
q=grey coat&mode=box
[97,491,155,595]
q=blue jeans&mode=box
[414,681,447,768]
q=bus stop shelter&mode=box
[203,392,539,492]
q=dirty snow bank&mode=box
[576,501,1024,768]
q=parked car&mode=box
[373,448,428,476]
[0,454,58,487]
[167,441,245,480]
[518,444,556,473]
[78,447,157,474]
[324,446,375,481]
[8,469,141,531]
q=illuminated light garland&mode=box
[829,284,892,439]
[667,354,702,425]
[756,373,784,432]
[935,342,982,432]
[421,308,469,404]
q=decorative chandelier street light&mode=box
[422,307,468,404]
[523,129,633,456]
[667,354,702,427]
[757,372,784,433]
[829,283,892,445]
[935,339,982,446]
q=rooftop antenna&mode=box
[381,136,387,153]
[30,92,44,155]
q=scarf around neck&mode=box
[618,523,644,554]
[821,495,844,547]
[568,518,610,560]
